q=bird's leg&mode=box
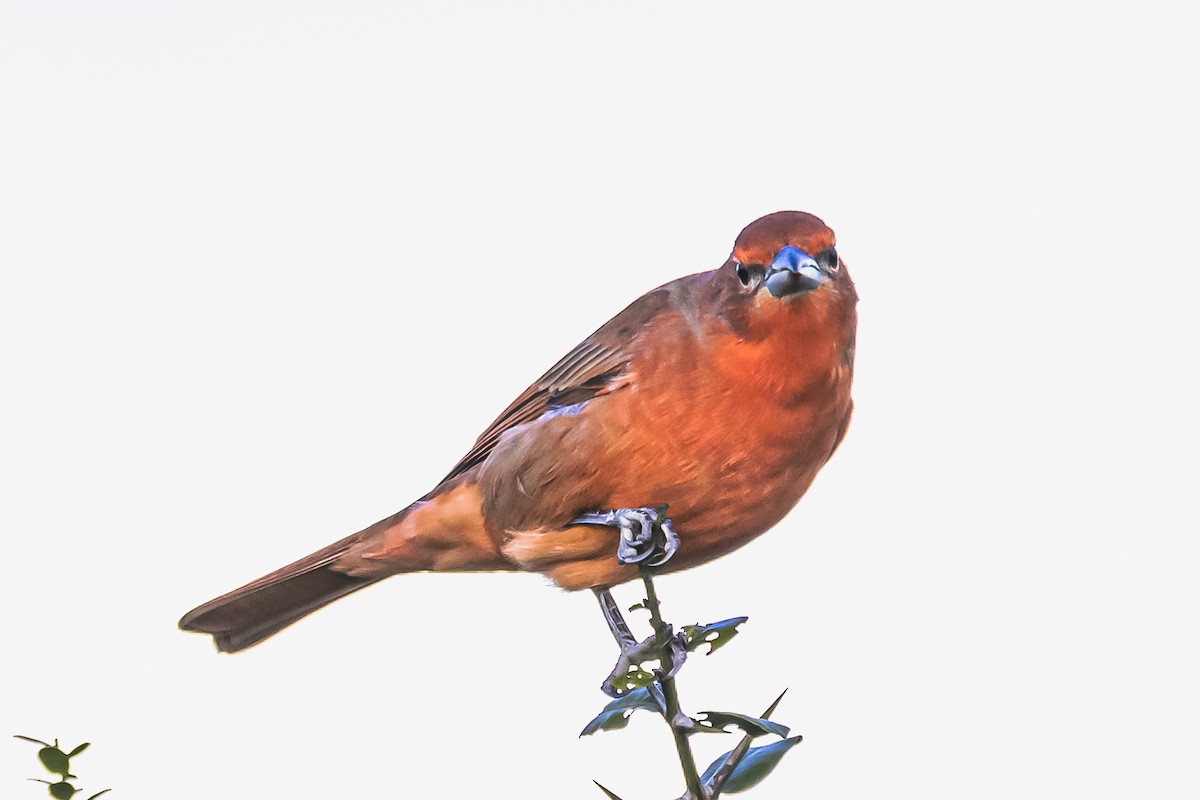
[577,506,686,698]
[594,586,637,649]
[572,504,680,566]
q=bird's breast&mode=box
[596,306,854,565]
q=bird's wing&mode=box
[438,286,674,483]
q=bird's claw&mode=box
[573,504,680,566]
[603,633,662,697]
[602,629,690,698]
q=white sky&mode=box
[2,1,1197,798]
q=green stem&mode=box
[640,567,704,800]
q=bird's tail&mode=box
[180,483,507,652]
[178,526,388,653]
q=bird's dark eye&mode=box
[816,246,839,272]
[735,264,751,286]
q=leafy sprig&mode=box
[582,563,801,798]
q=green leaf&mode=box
[681,617,748,655]
[593,780,626,800]
[48,781,78,800]
[701,736,803,793]
[86,790,112,800]
[15,735,53,747]
[606,663,658,696]
[39,747,71,776]
[67,743,90,758]
[580,686,660,736]
[696,711,791,739]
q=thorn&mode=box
[593,779,626,800]
[762,688,788,719]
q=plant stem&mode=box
[640,567,705,800]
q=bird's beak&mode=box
[764,245,825,298]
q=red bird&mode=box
[180,211,858,652]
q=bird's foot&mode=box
[593,587,690,698]
[605,633,664,697]
[600,628,691,699]
[573,504,680,566]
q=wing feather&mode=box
[438,287,673,483]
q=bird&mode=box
[179,210,858,654]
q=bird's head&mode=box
[723,211,853,308]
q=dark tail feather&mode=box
[179,529,384,653]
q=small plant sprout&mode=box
[15,736,111,800]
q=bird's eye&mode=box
[816,246,839,272]
[735,264,751,286]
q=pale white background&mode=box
[2,1,1198,798]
